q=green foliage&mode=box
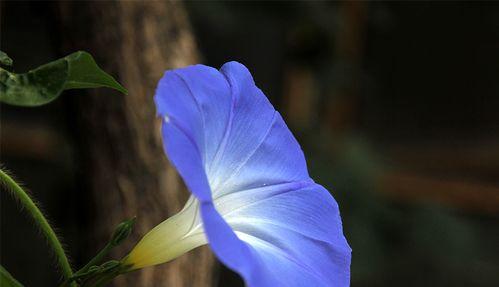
[0,265,23,287]
[0,51,127,107]
[0,51,13,66]
[63,52,127,94]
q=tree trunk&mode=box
[56,1,216,286]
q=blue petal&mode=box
[223,183,351,286]
[155,61,351,286]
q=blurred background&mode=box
[1,1,498,287]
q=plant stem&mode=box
[1,265,24,287]
[0,168,75,286]
[75,243,113,276]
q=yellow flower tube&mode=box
[124,197,206,270]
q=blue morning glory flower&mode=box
[124,62,351,286]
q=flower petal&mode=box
[224,183,351,286]
[155,65,231,201]
[154,61,351,286]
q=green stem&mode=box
[75,243,113,276]
[0,168,75,286]
[1,265,24,287]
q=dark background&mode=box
[1,1,499,286]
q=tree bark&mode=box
[57,1,216,286]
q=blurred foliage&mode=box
[0,51,13,66]
[305,134,496,287]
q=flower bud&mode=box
[110,217,136,246]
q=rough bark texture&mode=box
[57,1,216,286]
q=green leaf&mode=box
[0,265,23,287]
[64,51,127,94]
[0,58,69,106]
[0,51,13,66]
[0,51,127,107]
